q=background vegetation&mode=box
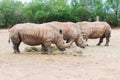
[0,0,120,28]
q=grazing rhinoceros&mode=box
[47,21,86,48]
[76,21,111,46]
[8,23,67,54]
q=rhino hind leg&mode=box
[11,36,21,53]
[97,35,105,46]
[105,32,111,46]
[105,37,109,46]
[13,43,20,53]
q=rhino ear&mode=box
[59,29,63,34]
[81,31,84,34]
[81,32,86,36]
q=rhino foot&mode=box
[96,44,100,46]
[105,44,109,46]
[13,48,20,53]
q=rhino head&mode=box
[75,30,86,48]
[54,29,66,51]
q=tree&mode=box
[0,0,24,27]
[0,0,120,28]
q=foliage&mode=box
[0,0,24,28]
[0,0,120,28]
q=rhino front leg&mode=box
[41,45,46,52]
[41,41,52,54]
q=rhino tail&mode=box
[8,29,11,43]
[8,33,11,43]
[105,29,111,38]
[108,31,111,37]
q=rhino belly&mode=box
[89,33,103,39]
[21,34,43,46]
[89,28,105,39]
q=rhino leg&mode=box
[105,37,109,46]
[13,43,20,53]
[97,34,105,46]
[41,44,48,54]
[11,35,21,53]
[105,32,110,46]
[41,45,46,52]
[41,42,52,54]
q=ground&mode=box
[0,29,120,80]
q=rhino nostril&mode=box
[83,47,85,48]
[81,46,85,48]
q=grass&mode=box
[24,46,40,52]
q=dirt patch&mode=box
[0,29,120,80]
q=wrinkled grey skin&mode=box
[47,21,86,48]
[76,21,111,46]
[8,23,66,54]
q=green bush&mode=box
[0,0,120,27]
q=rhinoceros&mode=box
[47,21,86,48]
[76,21,111,46]
[8,23,67,54]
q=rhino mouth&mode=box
[80,46,85,48]
[59,48,66,51]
